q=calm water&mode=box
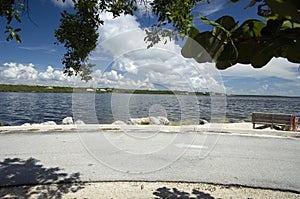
[0,92,299,126]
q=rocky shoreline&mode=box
[21,116,172,126]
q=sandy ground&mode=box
[0,181,299,199]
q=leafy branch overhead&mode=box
[54,0,139,80]
[181,0,300,69]
[1,0,300,80]
[0,0,27,43]
[54,0,102,81]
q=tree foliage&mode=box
[54,0,139,80]
[0,0,27,43]
[1,0,300,79]
[180,0,300,69]
[54,0,101,81]
[145,0,209,48]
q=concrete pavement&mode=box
[0,129,299,193]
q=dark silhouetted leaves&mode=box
[183,1,300,69]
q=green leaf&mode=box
[188,26,199,38]
[182,31,214,63]
[212,16,237,43]
[14,28,21,32]
[251,39,294,68]
[281,20,300,29]
[201,15,232,37]
[194,31,223,62]
[235,41,260,64]
[264,0,300,23]
[261,20,282,36]
[15,34,21,43]
[233,19,266,39]
[6,34,13,41]
[14,15,21,23]
[216,42,238,69]
[286,40,300,63]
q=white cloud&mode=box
[136,0,153,16]
[91,12,225,93]
[0,62,158,90]
[221,58,299,81]
[51,0,73,8]
[99,13,141,41]
[19,46,56,54]
[1,63,38,81]
[197,0,227,16]
[220,58,300,96]
[0,63,74,86]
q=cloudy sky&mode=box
[0,0,299,96]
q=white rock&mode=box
[141,117,150,125]
[21,123,31,126]
[149,116,161,125]
[41,121,57,125]
[75,119,85,125]
[129,117,150,125]
[112,120,127,125]
[129,118,142,125]
[62,117,74,125]
[157,116,170,125]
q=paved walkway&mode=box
[0,124,299,198]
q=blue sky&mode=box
[0,0,299,96]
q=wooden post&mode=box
[292,116,296,131]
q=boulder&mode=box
[41,121,57,125]
[129,117,170,125]
[157,116,170,125]
[21,123,31,126]
[112,120,127,125]
[199,119,209,125]
[149,116,161,125]
[129,117,150,125]
[62,117,74,125]
[75,119,85,125]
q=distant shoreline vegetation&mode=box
[0,84,211,95]
[0,84,298,97]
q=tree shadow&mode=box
[0,157,84,198]
[153,186,215,199]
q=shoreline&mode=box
[0,123,299,138]
[1,84,300,98]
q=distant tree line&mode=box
[0,84,210,95]
[0,84,74,93]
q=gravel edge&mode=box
[1,181,299,199]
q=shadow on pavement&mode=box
[0,157,83,198]
[153,186,214,199]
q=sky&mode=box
[0,0,299,96]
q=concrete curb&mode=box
[0,123,299,138]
